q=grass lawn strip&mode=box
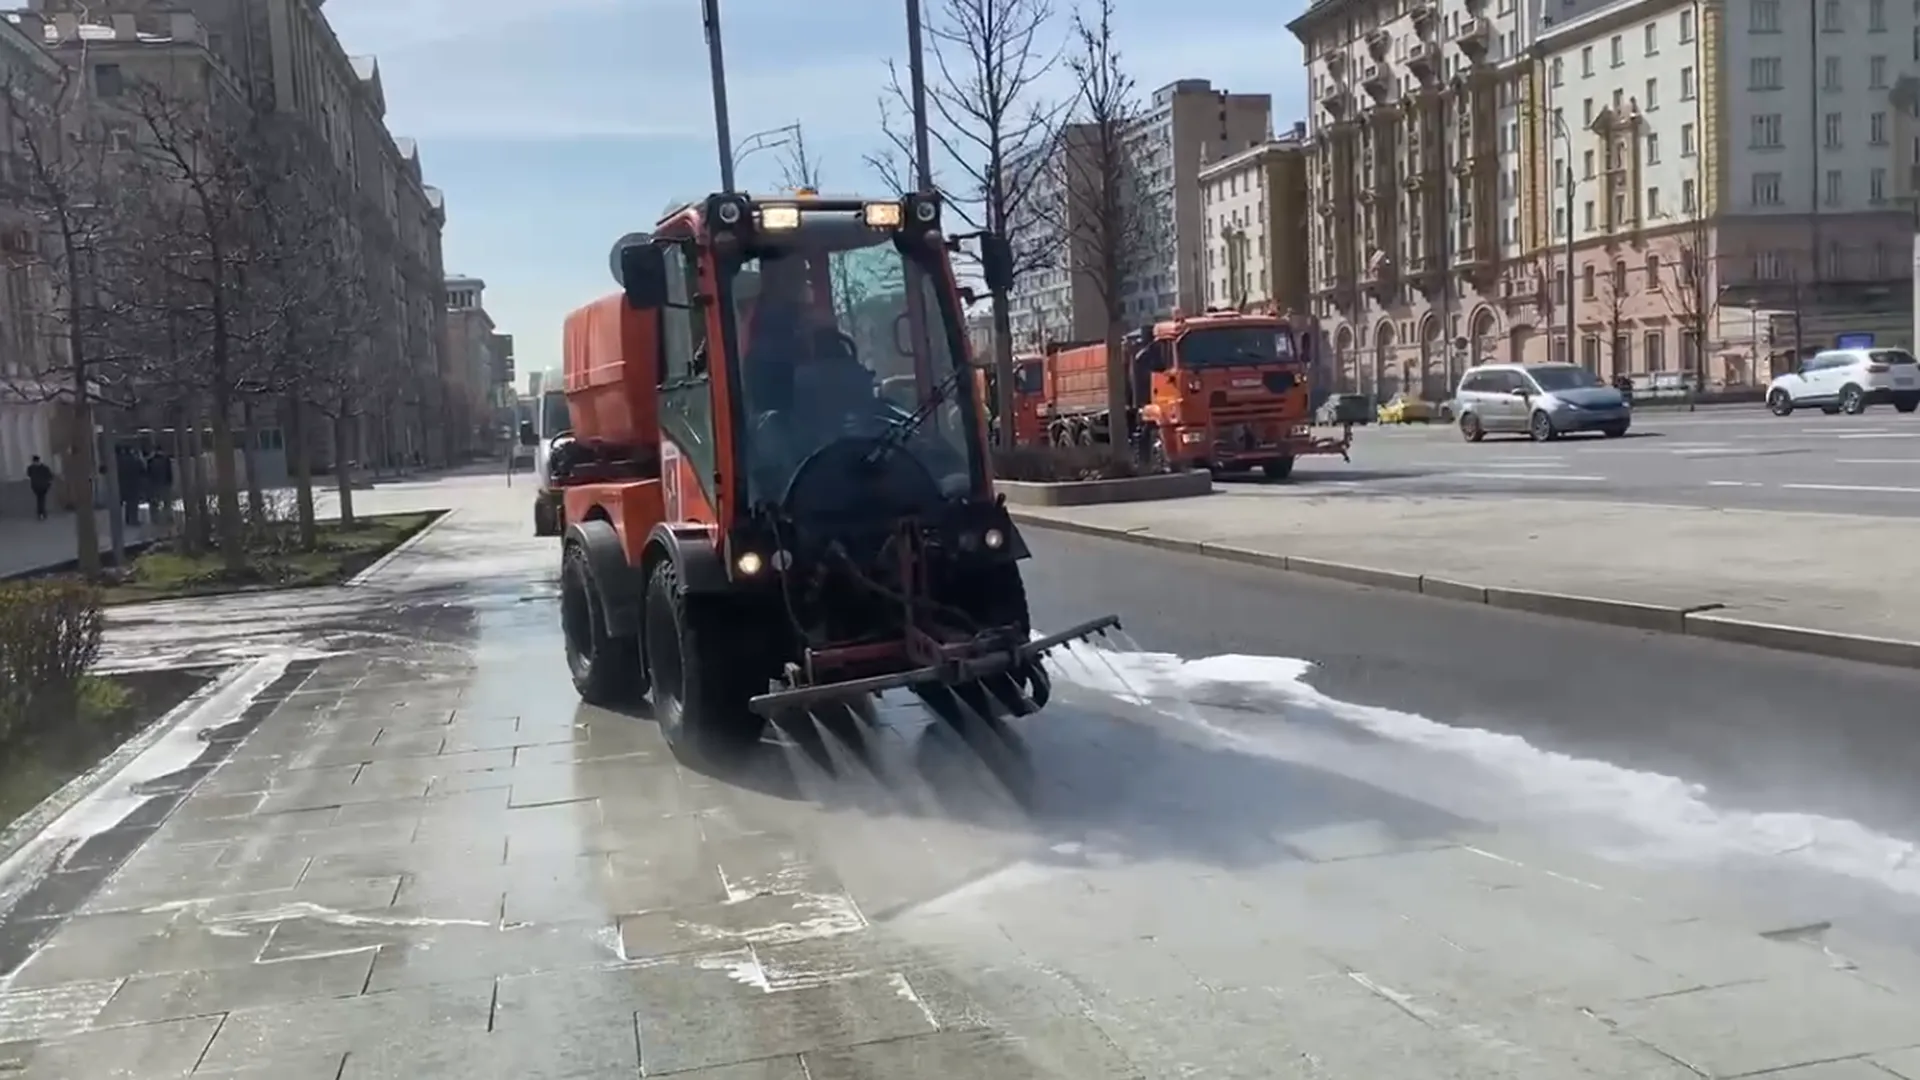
[102,510,441,605]
[0,668,213,831]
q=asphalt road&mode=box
[1289,403,1920,515]
[1025,525,1920,953]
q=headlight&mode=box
[735,551,763,575]
[983,528,1005,550]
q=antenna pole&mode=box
[702,0,736,191]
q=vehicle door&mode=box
[1478,370,1522,431]
[657,241,721,522]
[1792,352,1840,404]
[1455,371,1492,427]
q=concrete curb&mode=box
[1010,511,1920,671]
[344,508,454,587]
[997,470,1212,507]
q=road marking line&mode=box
[1707,480,1762,487]
[1449,472,1607,481]
[1836,432,1918,439]
[1834,459,1920,465]
[1781,483,1920,494]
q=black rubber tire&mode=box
[561,541,644,705]
[1460,413,1484,442]
[1896,395,1919,413]
[1842,385,1868,414]
[643,558,766,767]
[1262,457,1296,480]
[1529,410,1556,442]
[1602,424,1629,438]
[1768,390,1793,416]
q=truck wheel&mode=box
[1262,457,1295,480]
[643,558,766,767]
[533,497,556,537]
[561,541,644,705]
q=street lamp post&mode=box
[1548,109,1576,368]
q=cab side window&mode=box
[659,243,708,383]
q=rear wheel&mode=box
[1262,456,1295,480]
[643,559,766,767]
[1895,394,1919,413]
[1768,389,1794,416]
[561,542,644,705]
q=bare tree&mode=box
[869,0,1066,445]
[1054,0,1162,460]
[1661,224,1726,388]
[114,79,282,575]
[775,125,822,190]
[0,63,139,577]
[1593,263,1630,378]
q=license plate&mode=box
[1232,378,1259,388]
[1897,375,1915,385]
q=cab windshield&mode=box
[1177,325,1296,368]
[1013,361,1044,394]
[1528,364,1603,391]
[539,390,569,439]
[720,213,977,505]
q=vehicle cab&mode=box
[1133,310,1310,470]
[1765,348,1920,415]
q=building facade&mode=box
[0,13,63,517]
[1199,125,1313,316]
[1290,0,1541,401]
[444,276,502,455]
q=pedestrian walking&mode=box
[116,445,145,526]
[25,456,52,520]
[144,448,174,525]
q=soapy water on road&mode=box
[1038,632,1920,900]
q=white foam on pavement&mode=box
[1044,643,1920,899]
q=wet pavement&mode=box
[2,475,1919,1077]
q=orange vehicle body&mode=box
[554,294,667,564]
[1012,310,1349,473]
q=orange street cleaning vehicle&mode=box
[1019,309,1351,479]
[551,189,1117,796]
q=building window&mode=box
[1581,46,1594,76]
[1872,167,1887,202]
[1821,0,1841,30]
[1612,190,1627,224]
[1681,67,1696,99]
[1551,57,1564,86]
[1645,78,1659,109]
[93,64,123,97]
[1554,207,1567,236]
[1753,0,1780,33]
[1751,172,1781,204]
[1682,178,1697,212]
[1584,200,1596,230]
[1750,57,1781,89]
[1646,132,1660,164]
[1823,56,1841,90]
[1583,98,1595,125]
[1824,113,1842,148]
[1582,334,1601,369]
[1681,123,1696,156]
[1825,169,1842,205]
[1614,333,1632,372]
[1646,252,1663,288]
[1647,186,1661,216]
[1582,263,1596,298]
[1610,35,1624,66]
[1870,0,1886,31]
[1871,56,1888,89]
[1755,250,1783,278]
[1645,330,1665,372]
[1872,112,1888,145]
[1644,23,1658,54]
[1751,114,1782,148]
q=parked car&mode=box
[1317,393,1373,425]
[1376,393,1435,424]
[1765,348,1920,415]
[1453,363,1632,442]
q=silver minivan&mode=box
[1453,363,1632,442]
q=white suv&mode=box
[1766,348,1920,415]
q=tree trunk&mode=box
[173,410,204,556]
[241,396,266,529]
[990,290,1017,449]
[68,400,101,579]
[332,413,356,527]
[207,380,247,575]
[287,394,317,549]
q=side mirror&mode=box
[517,420,537,447]
[619,243,669,309]
[1510,385,1532,396]
[979,233,1013,294]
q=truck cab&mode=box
[1132,310,1329,477]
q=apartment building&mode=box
[1290,0,1540,400]
[1006,80,1271,348]
[1006,123,1105,347]
[1198,125,1313,316]
[0,13,63,518]
[1530,0,1917,387]
[445,276,505,454]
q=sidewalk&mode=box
[0,510,157,580]
[1011,492,1920,665]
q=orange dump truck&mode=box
[1010,310,1349,479]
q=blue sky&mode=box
[324,0,1310,388]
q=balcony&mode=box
[1453,15,1490,52]
[1360,63,1390,99]
[1409,1,1437,29]
[1406,41,1437,80]
[1323,91,1352,119]
[1323,51,1347,75]
[1366,28,1391,59]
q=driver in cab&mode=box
[741,257,887,496]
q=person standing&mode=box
[144,448,173,525]
[116,445,144,526]
[25,456,53,520]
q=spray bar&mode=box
[747,613,1120,717]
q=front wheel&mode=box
[1460,413,1485,443]
[1601,423,1629,438]
[1768,389,1794,416]
[1262,456,1295,480]
[561,542,644,705]
[1529,410,1556,442]
[1842,385,1868,414]
[643,558,766,767]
